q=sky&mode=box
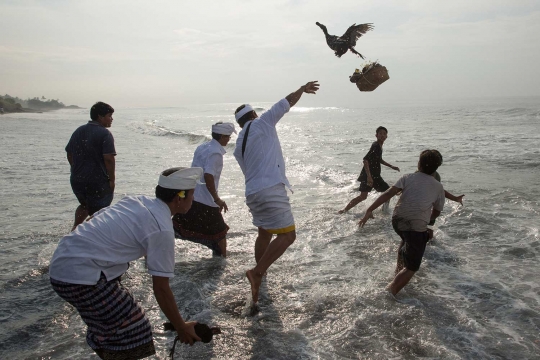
[1,0,540,108]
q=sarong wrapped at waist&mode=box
[50,274,155,360]
[173,200,229,255]
[246,184,295,234]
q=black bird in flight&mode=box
[315,22,374,58]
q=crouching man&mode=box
[49,167,203,359]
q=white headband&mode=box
[158,167,204,190]
[212,122,237,135]
[235,104,254,121]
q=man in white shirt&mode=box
[50,167,204,359]
[358,150,446,297]
[233,81,320,304]
[173,122,236,257]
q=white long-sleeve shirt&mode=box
[233,99,291,196]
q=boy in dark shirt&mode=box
[66,102,116,230]
[339,126,400,214]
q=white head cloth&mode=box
[212,122,237,135]
[235,104,254,121]
[158,167,204,190]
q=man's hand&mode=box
[427,228,434,241]
[177,321,201,345]
[215,199,228,213]
[455,195,465,206]
[287,81,320,107]
[392,165,400,172]
[303,81,320,94]
[358,210,374,227]
[367,175,373,187]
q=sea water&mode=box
[0,97,539,359]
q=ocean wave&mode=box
[127,121,209,143]
[290,106,345,113]
[483,107,540,118]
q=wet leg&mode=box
[395,240,405,276]
[247,230,296,303]
[255,228,272,264]
[72,205,88,231]
[387,268,416,296]
[338,192,368,214]
[217,238,227,258]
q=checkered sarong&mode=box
[50,274,155,360]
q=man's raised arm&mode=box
[286,81,320,108]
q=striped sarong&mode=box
[50,274,155,360]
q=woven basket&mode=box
[351,64,390,92]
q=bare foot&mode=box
[338,209,346,214]
[246,269,263,303]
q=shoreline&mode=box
[1,106,83,115]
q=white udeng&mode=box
[158,167,204,190]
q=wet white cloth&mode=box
[233,98,291,196]
[192,139,226,207]
[212,122,236,135]
[392,172,445,232]
[246,183,294,232]
[158,167,203,190]
[49,196,176,285]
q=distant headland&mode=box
[0,94,82,114]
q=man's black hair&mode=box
[235,104,256,128]
[155,168,188,203]
[418,149,443,174]
[90,102,114,121]
[376,126,388,134]
[211,121,223,140]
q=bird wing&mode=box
[341,23,374,46]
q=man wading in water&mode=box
[358,150,446,296]
[233,81,320,304]
[339,126,400,214]
[49,168,204,358]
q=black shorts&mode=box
[71,179,113,215]
[394,229,429,272]
[359,177,389,193]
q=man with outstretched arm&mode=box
[233,81,320,304]
[49,167,203,359]
[358,150,445,297]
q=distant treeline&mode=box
[0,94,80,113]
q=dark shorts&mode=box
[71,179,113,215]
[393,226,429,272]
[359,177,389,193]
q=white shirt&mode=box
[392,172,446,232]
[192,139,226,207]
[49,196,176,285]
[233,98,291,196]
